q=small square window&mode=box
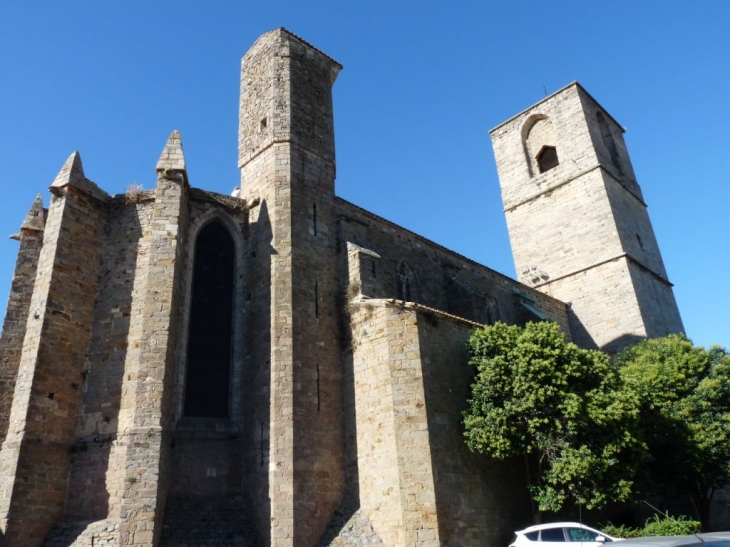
[537,145,559,173]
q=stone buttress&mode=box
[0,195,46,444]
[0,153,109,545]
[112,131,190,546]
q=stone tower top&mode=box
[238,28,342,174]
[491,82,642,213]
[491,82,683,351]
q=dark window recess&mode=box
[314,281,319,318]
[316,364,321,412]
[184,221,235,418]
[397,261,413,301]
[485,295,500,325]
[597,111,622,173]
[636,233,644,251]
[537,145,559,173]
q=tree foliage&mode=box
[613,335,730,527]
[463,321,646,512]
[602,514,702,538]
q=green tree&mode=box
[614,335,730,528]
[463,321,645,515]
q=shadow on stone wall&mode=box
[315,342,361,546]
[418,311,534,546]
[242,200,273,545]
[314,248,366,545]
[600,332,646,355]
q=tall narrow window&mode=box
[314,280,319,318]
[397,261,418,302]
[184,221,235,418]
[596,111,622,173]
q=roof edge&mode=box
[489,81,625,135]
[251,27,342,69]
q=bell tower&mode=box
[491,82,683,351]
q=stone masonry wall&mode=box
[65,196,155,520]
[239,144,277,545]
[346,300,533,546]
[239,31,300,546]
[337,198,570,334]
[503,169,621,285]
[538,258,645,350]
[114,162,189,547]
[628,261,684,340]
[348,301,439,547]
[416,308,533,547]
[282,31,345,546]
[603,171,667,280]
[577,89,641,200]
[289,139,344,547]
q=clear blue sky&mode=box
[1,1,727,349]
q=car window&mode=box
[541,528,566,542]
[525,532,539,541]
[566,528,595,542]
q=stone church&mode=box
[0,28,683,547]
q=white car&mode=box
[510,522,621,547]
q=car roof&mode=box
[613,534,730,547]
[518,522,602,534]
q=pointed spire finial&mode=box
[50,151,85,190]
[20,194,46,233]
[156,130,187,182]
[10,194,45,240]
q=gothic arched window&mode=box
[523,115,559,177]
[183,221,235,418]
